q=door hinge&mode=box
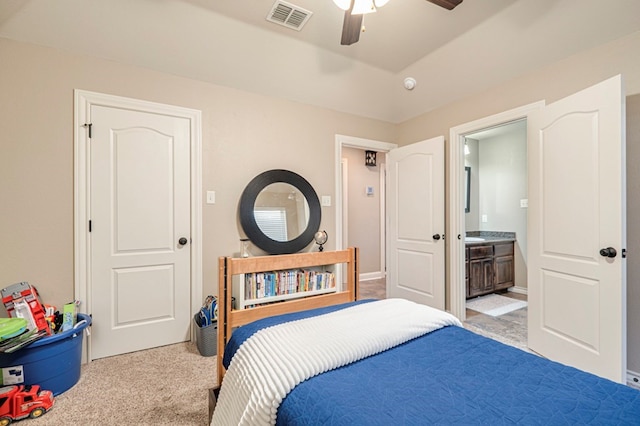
[83,123,92,138]
[89,220,92,232]
[622,248,627,258]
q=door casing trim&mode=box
[334,135,397,289]
[448,101,544,321]
[74,90,203,361]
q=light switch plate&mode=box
[321,195,331,207]
[520,199,528,208]
[206,191,216,204]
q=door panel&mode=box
[541,112,599,258]
[528,75,626,382]
[90,105,191,360]
[113,264,176,325]
[540,271,599,350]
[397,250,434,295]
[114,128,174,251]
[387,137,445,309]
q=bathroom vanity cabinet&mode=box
[465,240,514,299]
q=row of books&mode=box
[244,269,335,300]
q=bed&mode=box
[211,248,640,425]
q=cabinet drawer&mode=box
[469,245,493,259]
[494,242,514,257]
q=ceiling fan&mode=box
[334,0,463,46]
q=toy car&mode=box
[0,384,54,424]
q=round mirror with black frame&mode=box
[239,169,321,255]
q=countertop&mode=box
[465,231,515,245]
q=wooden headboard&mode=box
[216,247,359,386]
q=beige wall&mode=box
[2,28,640,372]
[342,147,382,276]
[0,38,397,310]
[399,31,640,145]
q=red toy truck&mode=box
[0,385,54,424]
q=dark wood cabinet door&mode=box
[494,255,514,289]
[468,258,493,298]
[469,259,482,297]
[465,261,470,297]
[481,259,493,292]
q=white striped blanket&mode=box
[211,298,462,426]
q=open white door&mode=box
[387,136,445,310]
[528,75,626,382]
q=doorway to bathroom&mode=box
[448,76,627,383]
[462,119,528,349]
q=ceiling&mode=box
[194,0,514,73]
[2,0,640,123]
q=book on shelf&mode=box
[244,269,335,301]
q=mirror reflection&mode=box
[254,183,310,242]
[239,169,321,254]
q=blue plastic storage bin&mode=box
[0,313,91,395]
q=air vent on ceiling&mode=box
[266,0,313,31]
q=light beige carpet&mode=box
[29,342,216,426]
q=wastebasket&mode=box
[0,313,91,395]
[194,314,217,357]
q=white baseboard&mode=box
[359,271,384,281]
[508,286,528,296]
[628,370,640,390]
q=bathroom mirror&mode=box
[239,169,321,254]
[465,166,471,213]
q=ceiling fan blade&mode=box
[425,0,463,10]
[341,9,363,46]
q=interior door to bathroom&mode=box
[527,75,626,383]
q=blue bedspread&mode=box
[223,301,640,425]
